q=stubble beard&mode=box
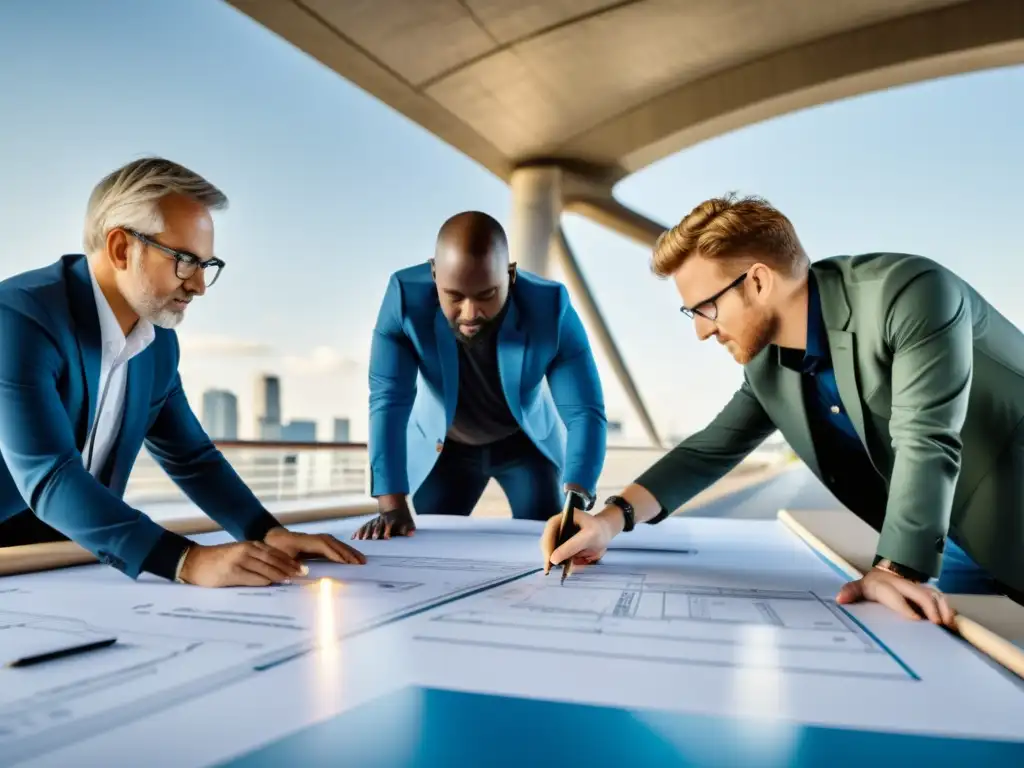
[732,307,778,364]
[119,253,188,330]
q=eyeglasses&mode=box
[124,229,225,286]
[680,272,747,321]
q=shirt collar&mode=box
[779,271,829,373]
[804,270,827,362]
[87,263,155,362]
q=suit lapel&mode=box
[64,255,102,447]
[773,358,822,477]
[106,352,154,494]
[827,329,869,451]
[813,264,871,452]
[497,298,525,420]
[433,309,459,427]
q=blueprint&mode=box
[410,564,908,679]
[0,549,535,765]
[0,596,294,761]
[4,516,1024,768]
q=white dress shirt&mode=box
[84,267,155,478]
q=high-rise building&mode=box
[332,418,350,443]
[254,374,281,440]
[282,420,317,443]
[201,389,238,440]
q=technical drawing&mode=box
[411,565,914,681]
[0,607,301,766]
[371,557,532,574]
[0,556,536,765]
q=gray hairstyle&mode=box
[83,157,228,255]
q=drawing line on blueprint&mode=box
[0,559,538,765]
[410,635,910,681]
[408,569,916,681]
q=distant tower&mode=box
[332,418,350,443]
[254,374,281,440]
[201,389,238,440]
[281,420,317,443]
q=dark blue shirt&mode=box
[780,273,863,453]
[780,276,921,575]
[779,273,891,534]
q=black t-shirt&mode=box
[446,305,521,446]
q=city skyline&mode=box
[197,368,618,446]
[200,372,352,444]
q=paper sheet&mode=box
[4,516,1024,768]
[398,572,1024,742]
[0,532,536,766]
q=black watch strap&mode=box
[872,555,928,582]
[605,495,635,533]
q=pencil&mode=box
[557,491,580,585]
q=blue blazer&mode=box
[0,254,279,579]
[367,262,607,499]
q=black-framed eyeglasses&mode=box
[680,272,747,321]
[124,228,225,287]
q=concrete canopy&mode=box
[226,0,1024,190]
[223,0,1024,449]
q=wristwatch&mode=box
[873,556,926,583]
[564,486,595,511]
[577,488,595,511]
[604,495,635,533]
[174,545,192,584]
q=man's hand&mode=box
[351,496,416,540]
[264,527,366,565]
[540,505,621,577]
[836,566,957,628]
[178,541,307,588]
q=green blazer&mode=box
[636,253,1024,593]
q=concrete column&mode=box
[553,229,662,448]
[509,166,562,277]
[509,164,662,449]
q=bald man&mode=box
[353,211,607,540]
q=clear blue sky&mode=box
[1,0,1021,443]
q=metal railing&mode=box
[124,440,793,518]
[125,440,370,507]
[0,440,794,577]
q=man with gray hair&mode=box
[0,157,365,586]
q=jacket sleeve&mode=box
[367,274,419,496]
[142,357,281,577]
[545,287,607,494]
[875,269,972,577]
[633,374,777,521]
[0,306,171,579]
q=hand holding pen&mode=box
[556,491,583,583]
[540,492,615,581]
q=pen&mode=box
[5,636,117,668]
[556,490,582,585]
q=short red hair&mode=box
[652,193,806,278]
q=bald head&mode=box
[435,211,507,266]
[432,211,514,343]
